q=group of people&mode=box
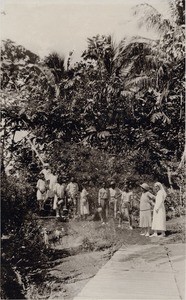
[139,182,166,237]
[36,163,167,237]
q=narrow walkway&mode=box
[74,243,185,300]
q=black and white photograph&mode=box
[1,0,185,299]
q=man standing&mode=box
[109,181,121,219]
[119,184,133,229]
[98,182,109,224]
[40,163,52,181]
[36,173,46,211]
[66,177,79,216]
[53,176,67,218]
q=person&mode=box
[118,184,133,229]
[150,182,167,237]
[53,176,67,218]
[49,168,58,193]
[40,163,52,181]
[98,182,110,224]
[139,183,155,237]
[36,173,47,211]
[80,184,89,220]
[66,177,79,216]
[109,181,121,219]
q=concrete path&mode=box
[74,243,185,300]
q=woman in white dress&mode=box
[150,182,167,237]
[36,173,47,211]
[80,185,89,220]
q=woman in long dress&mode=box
[80,185,89,220]
[36,173,47,211]
[139,183,155,237]
[150,182,167,237]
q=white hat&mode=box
[140,183,150,191]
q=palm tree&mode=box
[44,52,65,84]
[118,0,185,121]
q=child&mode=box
[53,176,66,218]
[36,173,46,211]
[118,185,133,229]
[98,182,109,224]
[80,184,89,220]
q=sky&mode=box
[1,0,170,62]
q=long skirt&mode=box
[139,209,151,227]
[80,201,89,215]
[152,206,166,231]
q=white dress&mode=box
[80,189,89,215]
[36,179,46,200]
[53,183,66,210]
[152,190,166,231]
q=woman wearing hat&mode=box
[139,183,155,237]
[150,182,167,237]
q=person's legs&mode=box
[109,201,114,218]
[145,227,150,236]
[140,228,146,235]
[114,200,117,219]
[105,203,109,223]
[125,206,133,229]
[101,200,106,223]
[98,210,103,222]
[159,231,165,237]
[150,230,158,237]
[129,214,133,229]
[118,212,122,228]
[56,207,60,218]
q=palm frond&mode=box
[168,0,185,25]
[125,75,155,90]
[132,3,172,35]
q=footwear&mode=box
[102,222,105,225]
[129,226,133,230]
[145,233,150,237]
[118,224,121,228]
[140,233,145,235]
[150,233,158,237]
[159,234,165,237]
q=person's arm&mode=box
[155,192,164,212]
[36,180,39,189]
[147,192,156,205]
[98,190,101,205]
[66,183,70,192]
[76,183,79,194]
[129,192,133,209]
[116,188,122,199]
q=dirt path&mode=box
[27,216,185,299]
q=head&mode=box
[70,176,75,183]
[124,185,129,192]
[82,181,88,189]
[110,181,116,189]
[102,182,106,189]
[58,176,64,185]
[140,183,150,192]
[51,167,57,175]
[39,173,45,180]
[44,163,49,170]
[154,182,162,193]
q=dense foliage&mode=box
[0,1,185,298]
